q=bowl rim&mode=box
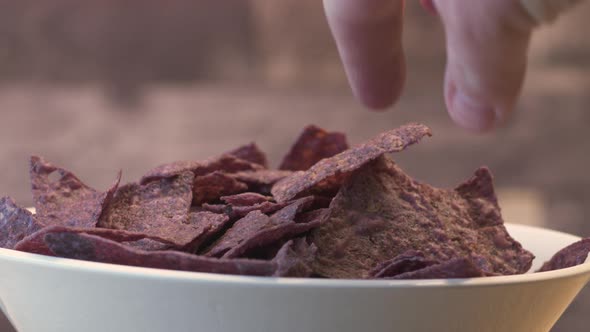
[2,223,589,288]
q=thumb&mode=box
[433,0,535,132]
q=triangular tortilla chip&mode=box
[311,156,533,279]
[30,156,121,228]
[271,123,431,202]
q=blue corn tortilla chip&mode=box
[203,197,321,258]
[310,156,534,279]
[123,238,174,251]
[230,170,293,195]
[203,210,271,257]
[202,201,287,220]
[226,143,268,168]
[13,225,177,256]
[141,154,263,185]
[30,156,121,228]
[220,192,272,206]
[231,170,293,186]
[219,199,325,259]
[141,160,201,184]
[270,196,315,223]
[391,257,486,279]
[368,250,437,278]
[222,216,323,259]
[279,125,349,171]
[98,172,206,249]
[247,210,329,261]
[273,238,318,277]
[0,197,43,249]
[538,238,590,272]
[271,123,432,203]
[202,191,279,221]
[248,211,330,261]
[184,211,231,253]
[30,230,277,276]
[200,203,229,214]
[193,171,248,205]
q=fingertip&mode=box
[323,0,406,113]
[359,95,395,111]
[445,80,497,132]
[354,58,406,111]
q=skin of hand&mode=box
[323,0,569,132]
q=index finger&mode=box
[323,0,406,110]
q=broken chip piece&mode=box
[369,251,487,280]
[202,201,287,220]
[141,154,263,185]
[203,210,272,258]
[220,198,325,259]
[226,143,269,168]
[230,169,293,195]
[185,211,231,253]
[368,250,437,278]
[279,125,349,171]
[392,257,486,280]
[220,192,272,206]
[539,238,590,272]
[204,197,320,259]
[0,197,42,249]
[193,171,248,205]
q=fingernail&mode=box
[449,90,496,132]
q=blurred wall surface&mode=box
[0,1,589,332]
[1,1,588,88]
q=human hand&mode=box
[323,0,583,132]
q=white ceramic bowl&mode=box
[1,223,589,332]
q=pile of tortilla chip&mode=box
[1,123,589,279]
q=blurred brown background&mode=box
[1,1,589,331]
